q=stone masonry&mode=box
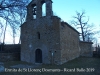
[21,0,82,65]
[80,41,93,57]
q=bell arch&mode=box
[31,4,37,19]
[41,0,46,16]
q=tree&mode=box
[0,0,30,44]
[0,20,3,43]
[71,10,94,42]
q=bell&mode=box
[33,12,36,15]
[33,8,36,15]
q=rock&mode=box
[0,65,4,72]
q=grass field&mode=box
[0,57,100,75]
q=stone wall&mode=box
[80,41,93,57]
[21,0,80,65]
[60,22,80,64]
[21,16,61,64]
[97,47,100,57]
[0,53,20,62]
[0,44,21,52]
[0,44,20,61]
[21,15,81,65]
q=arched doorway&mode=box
[35,49,42,63]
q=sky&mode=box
[52,0,100,25]
[3,0,100,44]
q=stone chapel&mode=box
[21,0,82,65]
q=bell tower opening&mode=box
[41,0,46,16]
[41,0,53,17]
[32,4,37,19]
[26,0,53,20]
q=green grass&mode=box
[0,57,100,75]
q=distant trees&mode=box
[0,0,30,44]
[71,11,95,42]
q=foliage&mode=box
[0,0,30,44]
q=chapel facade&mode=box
[21,0,80,64]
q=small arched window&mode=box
[37,32,40,39]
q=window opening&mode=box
[37,32,40,39]
[41,1,46,16]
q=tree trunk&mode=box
[3,21,7,44]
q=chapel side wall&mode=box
[51,16,61,64]
[80,41,93,57]
[60,22,80,64]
